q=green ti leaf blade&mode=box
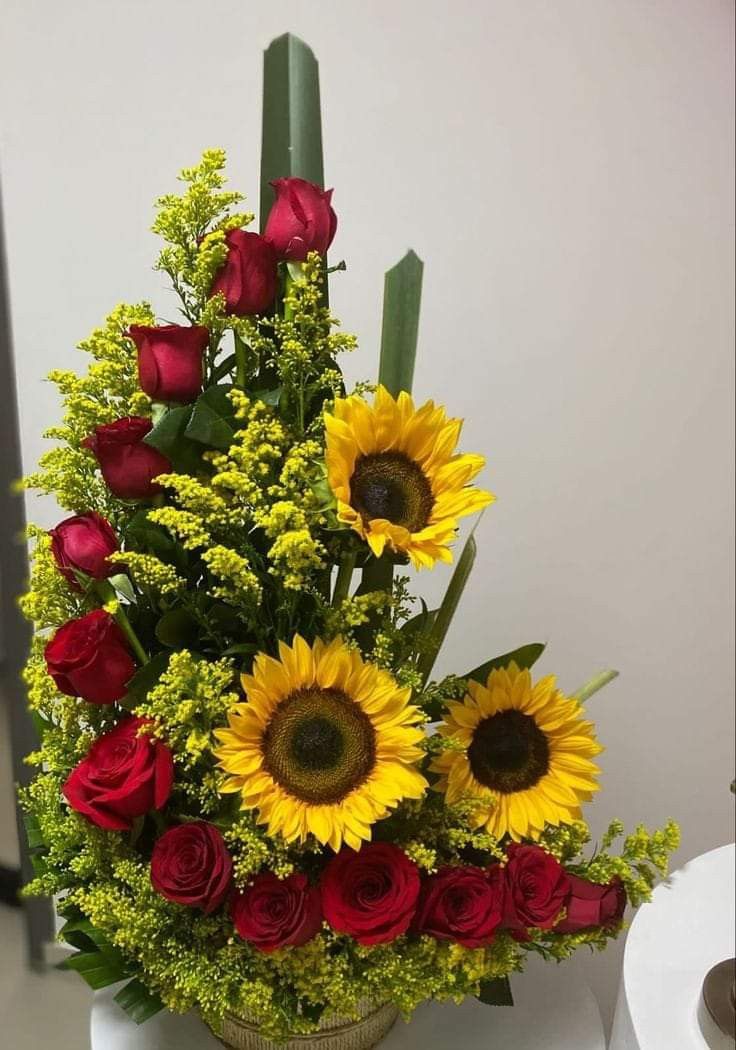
[260,34,325,230]
[378,250,424,398]
[465,643,546,684]
[62,947,133,990]
[114,978,165,1025]
[417,530,478,685]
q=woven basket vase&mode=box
[216,1000,399,1050]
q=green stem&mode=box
[94,581,150,666]
[332,552,357,607]
[234,333,247,388]
[572,669,619,704]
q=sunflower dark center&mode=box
[350,452,433,532]
[262,687,377,804]
[467,709,550,793]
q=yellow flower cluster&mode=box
[202,545,261,605]
[147,507,212,550]
[107,551,184,597]
[266,528,325,590]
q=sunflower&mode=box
[324,386,494,569]
[431,663,602,841]
[214,636,427,851]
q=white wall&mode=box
[1,0,734,1029]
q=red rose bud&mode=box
[63,717,173,831]
[264,177,337,261]
[129,324,208,403]
[322,843,420,946]
[84,417,171,500]
[231,872,322,952]
[49,512,119,589]
[414,866,503,949]
[502,844,571,939]
[210,230,278,316]
[151,821,233,915]
[555,875,627,933]
[45,609,135,704]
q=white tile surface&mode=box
[0,904,92,1050]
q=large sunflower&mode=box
[432,663,602,841]
[324,386,494,568]
[214,636,427,851]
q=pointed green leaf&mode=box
[23,809,45,851]
[184,385,237,450]
[114,978,165,1025]
[417,532,477,684]
[466,643,546,684]
[477,977,514,1007]
[143,406,202,474]
[378,250,424,398]
[62,948,132,989]
[125,651,170,700]
[260,34,325,229]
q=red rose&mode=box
[502,844,571,938]
[128,324,208,403]
[414,866,503,949]
[49,512,119,589]
[264,177,337,261]
[84,417,171,500]
[322,843,420,946]
[151,821,233,915]
[555,875,627,933]
[232,872,322,952]
[210,230,278,316]
[45,609,135,704]
[63,717,173,831]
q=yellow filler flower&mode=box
[324,386,494,568]
[432,663,602,841]
[214,636,427,851]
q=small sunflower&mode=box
[432,663,602,841]
[324,386,494,569]
[214,635,427,851]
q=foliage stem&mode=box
[331,552,357,607]
[572,669,619,703]
[94,580,150,666]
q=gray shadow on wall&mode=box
[0,175,54,967]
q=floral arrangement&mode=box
[19,37,678,1048]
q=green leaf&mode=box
[466,643,546,684]
[114,978,165,1025]
[59,918,115,954]
[211,352,237,383]
[417,531,478,684]
[62,948,132,990]
[222,642,260,657]
[143,406,202,474]
[400,600,438,639]
[378,250,424,398]
[184,385,237,450]
[155,609,199,649]
[477,977,514,1007]
[260,34,325,230]
[125,651,170,700]
[108,573,137,604]
[23,810,45,851]
[252,386,283,407]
